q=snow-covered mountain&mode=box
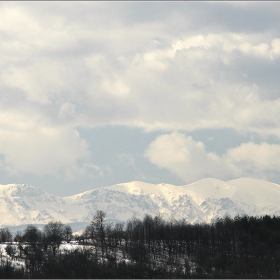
[1,177,280,227]
[0,184,69,226]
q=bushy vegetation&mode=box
[1,212,280,278]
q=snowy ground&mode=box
[0,241,199,279]
[0,242,86,268]
[0,242,131,269]
[0,243,25,269]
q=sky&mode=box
[1,1,280,196]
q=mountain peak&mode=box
[0,183,45,197]
[0,178,280,227]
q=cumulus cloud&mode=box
[118,153,135,167]
[0,2,280,138]
[50,35,280,137]
[227,142,280,175]
[77,163,104,179]
[1,1,280,182]
[0,110,89,176]
[58,102,76,119]
[145,133,237,182]
[145,133,280,182]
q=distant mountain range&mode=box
[1,178,280,228]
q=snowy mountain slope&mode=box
[0,184,72,225]
[1,178,280,227]
[227,178,280,216]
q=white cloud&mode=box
[1,3,280,138]
[271,38,280,57]
[145,133,237,182]
[58,102,76,119]
[2,61,61,104]
[77,163,104,179]
[0,1,280,183]
[227,142,280,174]
[118,153,135,167]
[0,111,89,176]
[145,133,280,183]
[101,77,130,97]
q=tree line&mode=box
[1,211,280,278]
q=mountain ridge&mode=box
[1,177,280,227]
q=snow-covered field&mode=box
[0,241,132,269]
[0,243,25,269]
[0,242,88,269]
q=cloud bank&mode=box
[145,133,280,183]
[0,2,280,185]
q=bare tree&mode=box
[91,210,106,246]
[22,225,41,247]
[44,221,65,256]
[0,227,12,243]
[63,225,73,243]
[14,230,23,243]
[114,222,124,246]
[89,210,112,257]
